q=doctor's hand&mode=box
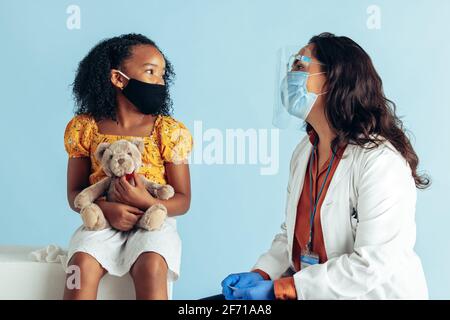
[221,272,264,300]
[232,280,275,300]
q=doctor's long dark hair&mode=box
[308,33,430,189]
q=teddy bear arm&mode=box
[140,176,162,197]
[140,177,175,200]
[74,177,112,209]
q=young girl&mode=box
[63,34,192,300]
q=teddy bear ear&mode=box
[130,138,145,154]
[94,142,111,162]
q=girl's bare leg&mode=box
[130,252,168,300]
[63,252,107,300]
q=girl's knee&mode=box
[64,252,106,299]
[69,252,106,277]
[131,252,168,279]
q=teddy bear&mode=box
[73,138,175,231]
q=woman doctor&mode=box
[221,33,430,300]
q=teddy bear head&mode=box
[94,138,145,177]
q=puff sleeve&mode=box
[64,114,94,158]
[159,116,193,164]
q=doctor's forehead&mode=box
[297,44,316,58]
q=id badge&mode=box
[300,251,319,269]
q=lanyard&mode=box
[307,137,336,252]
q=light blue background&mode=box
[1,0,449,299]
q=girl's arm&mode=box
[160,162,191,217]
[139,163,191,217]
[67,157,91,213]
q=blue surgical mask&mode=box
[280,71,327,120]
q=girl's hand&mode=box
[113,172,155,211]
[97,200,144,231]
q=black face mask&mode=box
[118,70,167,115]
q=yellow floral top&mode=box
[64,114,193,186]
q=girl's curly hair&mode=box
[72,33,175,121]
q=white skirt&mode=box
[64,217,181,282]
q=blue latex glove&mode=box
[232,280,275,300]
[221,272,264,300]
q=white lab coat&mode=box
[253,134,428,299]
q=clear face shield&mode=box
[273,46,327,129]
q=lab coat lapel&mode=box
[320,144,356,257]
[324,144,355,199]
[285,140,312,263]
